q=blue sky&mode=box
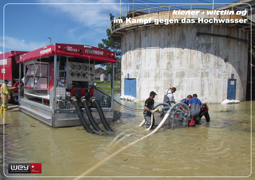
[1,0,238,53]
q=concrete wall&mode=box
[121,24,248,103]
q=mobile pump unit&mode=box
[0,51,28,103]
[17,43,116,132]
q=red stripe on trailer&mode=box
[17,43,116,64]
[55,51,116,63]
[18,44,55,63]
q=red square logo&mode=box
[30,163,41,173]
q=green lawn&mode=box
[95,80,120,95]
[95,80,120,86]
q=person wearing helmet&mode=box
[0,80,10,112]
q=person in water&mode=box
[143,91,158,129]
[163,87,176,106]
[200,103,210,122]
[188,94,202,126]
[180,94,192,105]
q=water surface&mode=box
[1,100,254,179]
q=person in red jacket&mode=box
[200,103,210,122]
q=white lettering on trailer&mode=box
[67,46,78,52]
[1,68,5,73]
[0,59,7,65]
[85,49,104,55]
[40,48,52,55]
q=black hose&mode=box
[95,87,144,111]
[73,100,95,134]
[82,99,104,132]
[92,99,114,132]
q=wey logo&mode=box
[8,163,41,173]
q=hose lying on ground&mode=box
[73,103,182,179]
[106,132,125,148]
[107,134,132,151]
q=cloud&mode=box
[68,26,106,42]
[38,0,120,28]
[0,36,48,51]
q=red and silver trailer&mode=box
[0,51,27,103]
[17,43,116,130]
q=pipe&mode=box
[139,102,190,129]
[146,115,154,131]
[170,102,190,127]
[72,98,95,134]
[138,119,145,127]
[139,102,171,128]
[81,97,104,132]
[91,98,114,132]
[154,102,171,108]
[108,134,132,150]
[74,104,176,179]
[106,132,125,148]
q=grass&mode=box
[95,80,120,86]
[95,80,120,95]
[98,88,121,95]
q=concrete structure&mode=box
[112,9,250,103]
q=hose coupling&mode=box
[80,96,87,102]
[90,96,96,102]
[71,96,77,101]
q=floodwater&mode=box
[1,97,254,180]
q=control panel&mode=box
[66,61,95,89]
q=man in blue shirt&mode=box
[188,94,202,125]
[180,94,192,106]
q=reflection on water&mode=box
[1,98,254,179]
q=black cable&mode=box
[95,87,144,111]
